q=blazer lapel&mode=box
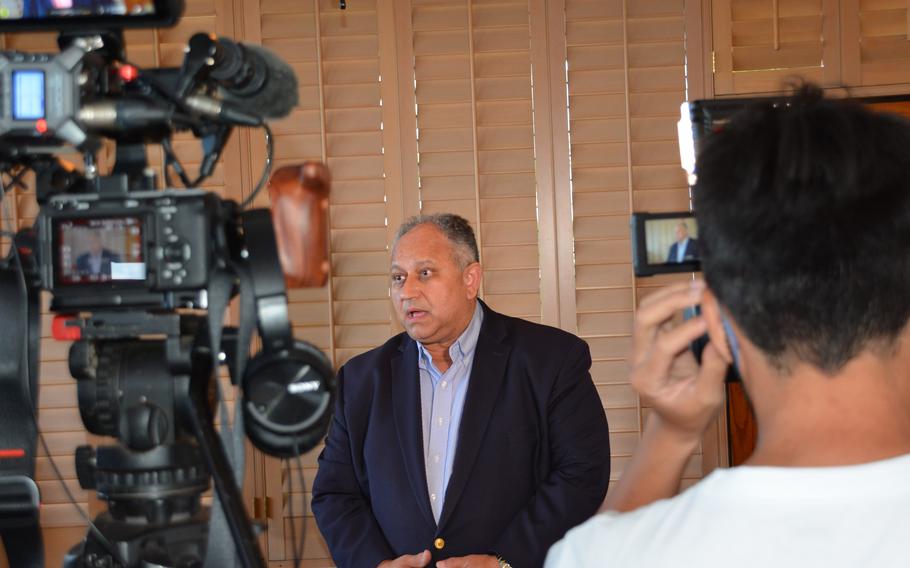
[437,302,511,529]
[390,336,436,527]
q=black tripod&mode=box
[62,312,264,568]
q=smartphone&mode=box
[684,306,741,383]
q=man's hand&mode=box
[435,554,499,568]
[602,280,729,513]
[629,280,728,443]
[378,550,431,568]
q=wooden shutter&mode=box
[411,0,542,321]
[711,0,840,95]
[565,0,703,493]
[840,0,910,86]
[250,0,395,562]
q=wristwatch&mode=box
[497,556,512,568]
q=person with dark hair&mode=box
[546,85,910,566]
[312,213,610,568]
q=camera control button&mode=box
[164,242,186,262]
[162,269,173,279]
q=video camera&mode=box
[0,2,336,567]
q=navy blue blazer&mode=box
[311,301,610,567]
[75,249,120,276]
[667,238,698,263]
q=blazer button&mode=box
[434,538,445,550]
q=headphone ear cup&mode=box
[242,340,335,458]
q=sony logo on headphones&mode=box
[287,381,321,394]
[287,365,321,394]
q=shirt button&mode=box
[434,537,445,550]
[430,493,437,502]
[441,380,448,389]
[434,454,440,463]
[437,417,444,426]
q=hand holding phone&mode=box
[629,280,728,441]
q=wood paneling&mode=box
[566,0,703,488]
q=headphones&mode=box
[239,210,335,458]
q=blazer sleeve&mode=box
[492,339,611,565]
[311,365,396,568]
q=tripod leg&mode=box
[178,375,266,568]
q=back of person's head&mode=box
[694,84,910,373]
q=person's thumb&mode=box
[404,549,431,567]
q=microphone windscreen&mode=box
[220,44,299,120]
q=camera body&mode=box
[38,189,230,311]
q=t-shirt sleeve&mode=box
[543,511,623,567]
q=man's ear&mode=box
[463,262,482,299]
[700,288,733,365]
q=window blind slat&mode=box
[852,2,910,84]
[713,0,838,94]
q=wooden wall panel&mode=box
[565,0,701,495]
[410,0,542,322]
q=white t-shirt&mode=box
[545,453,910,568]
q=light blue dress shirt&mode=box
[676,238,690,262]
[417,301,483,523]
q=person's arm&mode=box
[602,280,727,513]
[486,339,611,567]
[310,366,398,567]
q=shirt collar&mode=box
[417,301,484,370]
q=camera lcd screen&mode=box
[644,216,699,266]
[12,70,45,120]
[631,212,700,276]
[56,217,146,286]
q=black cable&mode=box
[0,174,129,568]
[295,449,306,566]
[286,457,300,568]
[241,123,274,210]
[162,140,176,188]
[289,440,305,568]
[114,57,195,116]
[161,137,195,188]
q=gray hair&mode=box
[393,213,480,269]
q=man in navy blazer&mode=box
[666,221,698,263]
[75,231,121,277]
[312,214,610,568]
